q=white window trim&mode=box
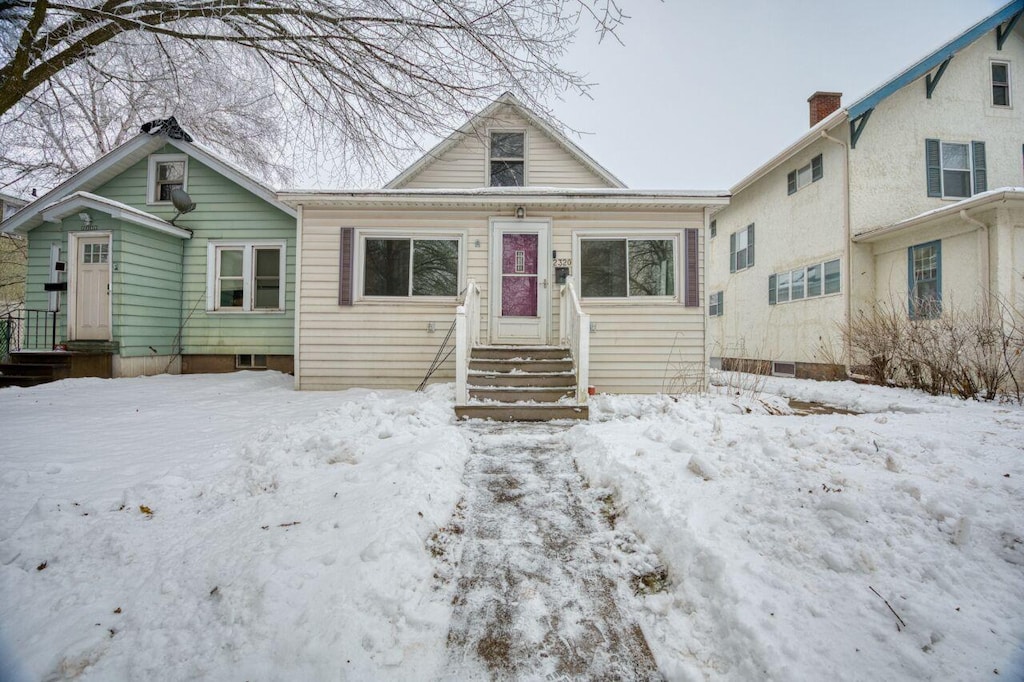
[147,153,189,205]
[770,258,841,305]
[709,290,723,317]
[486,128,528,187]
[355,229,466,302]
[730,224,754,273]
[991,60,1011,108]
[939,141,973,199]
[206,240,286,313]
[572,230,680,302]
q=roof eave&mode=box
[40,192,192,239]
[852,188,1024,243]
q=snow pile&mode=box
[0,373,467,681]
[2,372,1023,680]
[570,381,1024,680]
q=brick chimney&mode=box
[808,91,842,127]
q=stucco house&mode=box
[0,118,296,380]
[282,94,728,419]
[707,0,1024,381]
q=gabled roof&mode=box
[385,92,626,189]
[727,1,1023,197]
[1,127,295,235]
[40,191,192,239]
[848,0,1024,122]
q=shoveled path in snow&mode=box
[441,422,662,680]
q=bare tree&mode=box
[0,37,290,193]
[0,1,626,185]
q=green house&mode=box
[0,119,296,377]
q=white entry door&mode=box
[489,220,550,344]
[73,234,111,340]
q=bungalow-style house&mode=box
[0,118,296,379]
[707,0,1024,380]
[281,94,728,419]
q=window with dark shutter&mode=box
[684,228,699,307]
[768,274,777,305]
[339,227,354,306]
[811,154,823,182]
[787,171,797,195]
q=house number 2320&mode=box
[553,257,572,267]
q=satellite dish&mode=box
[170,188,196,213]
[169,188,196,225]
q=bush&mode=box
[841,298,1024,403]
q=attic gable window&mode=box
[992,62,1010,107]
[147,153,188,204]
[489,131,525,186]
[786,154,823,195]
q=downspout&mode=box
[820,128,852,376]
[959,209,990,316]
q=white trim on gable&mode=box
[147,153,189,205]
[385,93,626,189]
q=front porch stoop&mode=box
[455,346,589,422]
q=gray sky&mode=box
[546,0,1007,190]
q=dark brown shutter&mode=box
[339,227,354,306]
[684,228,699,307]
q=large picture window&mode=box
[579,238,675,298]
[207,241,286,312]
[363,237,459,297]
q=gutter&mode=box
[819,129,853,375]
[959,209,991,315]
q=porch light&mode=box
[515,206,525,219]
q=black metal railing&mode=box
[1,309,58,360]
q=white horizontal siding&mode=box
[297,207,705,393]
[401,107,614,189]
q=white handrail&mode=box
[455,279,480,406]
[559,276,590,404]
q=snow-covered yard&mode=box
[1,372,1022,680]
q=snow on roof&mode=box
[853,187,1024,242]
[40,191,192,239]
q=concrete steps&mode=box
[455,346,589,422]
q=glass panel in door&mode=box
[501,233,538,317]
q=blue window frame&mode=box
[908,241,941,319]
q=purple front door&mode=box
[501,233,539,317]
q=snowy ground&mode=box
[1,371,1022,680]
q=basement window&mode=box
[236,354,268,369]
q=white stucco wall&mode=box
[848,33,1024,235]
[707,132,848,367]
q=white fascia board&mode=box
[731,108,849,195]
[41,192,192,239]
[280,189,729,209]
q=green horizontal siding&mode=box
[92,144,295,356]
[112,223,182,357]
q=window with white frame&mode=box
[489,131,525,187]
[925,139,986,199]
[908,241,941,319]
[148,154,188,204]
[709,290,723,316]
[207,241,285,311]
[579,237,676,298]
[992,62,1010,107]
[362,236,460,297]
[729,224,754,272]
[709,219,717,239]
[769,258,840,305]
[787,154,823,195]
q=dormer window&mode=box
[147,154,188,204]
[489,131,525,186]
